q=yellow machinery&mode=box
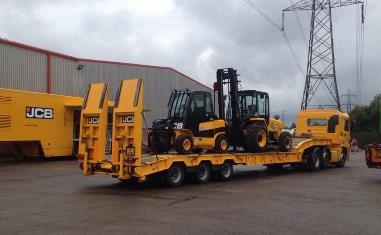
[365,144,381,169]
[112,79,144,179]
[78,83,109,174]
[214,68,291,153]
[148,89,228,154]
[0,87,83,157]
[78,78,351,186]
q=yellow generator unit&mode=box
[0,88,83,157]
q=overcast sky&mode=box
[0,0,379,124]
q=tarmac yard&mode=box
[1,151,381,234]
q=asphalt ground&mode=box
[0,151,380,234]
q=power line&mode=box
[244,0,282,30]
[244,0,305,75]
[289,0,309,47]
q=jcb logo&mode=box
[26,107,53,119]
[88,117,100,124]
[122,115,134,123]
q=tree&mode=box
[350,95,381,148]
[350,94,381,133]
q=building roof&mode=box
[0,38,212,91]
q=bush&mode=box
[351,132,381,149]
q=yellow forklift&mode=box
[148,89,228,154]
[214,68,292,152]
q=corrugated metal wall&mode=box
[0,40,212,124]
[0,43,47,92]
[51,55,83,97]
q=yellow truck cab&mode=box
[295,109,350,168]
[296,109,350,145]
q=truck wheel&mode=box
[214,134,229,153]
[278,132,292,152]
[245,125,268,152]
[306,147,322,171]
[195,162,211,184]
[334,148,347,168]
[166,164,185,187]
[175,135,193,154]
[217,161,233,181]
[321,147,331,168]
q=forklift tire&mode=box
[217,161,233,181]
[214,134,229,153]
[175,135,193,154]
[278,132,292,152]
[245,125,268,152]
[166,164,185,187]
[306,147,322,171]
[195,162,211,184]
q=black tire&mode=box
[321,147,331,168]
[214,134,229,153]
[244,125,268,152]
[217,161,234,181]
[306,147,322,171]
[166,164,185,187]
[334,148,347,168]
[175,135,193,154]
[278,132,292,152]
[194,162,211,184]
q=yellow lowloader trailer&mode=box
[0,87,113,158]
[78,78,351,186]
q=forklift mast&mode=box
[215,68,240,131]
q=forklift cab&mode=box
[237,90,270,123]
[168,90,215,136]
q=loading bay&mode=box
[1,151,380,234]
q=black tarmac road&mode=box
[0,151,380,234]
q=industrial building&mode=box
[0,38,211,124]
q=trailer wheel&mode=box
[334,148,347,168]
[166,164,185,187]
[306,147,322,171]
[321,147,331,168]
[245,125,268,152]
[278,132,292,152]
[218,161,233,181]
[175,135,193,154]
[195,162,211,184]
[214,134,229,153]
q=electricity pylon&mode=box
[283,0,363,111]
